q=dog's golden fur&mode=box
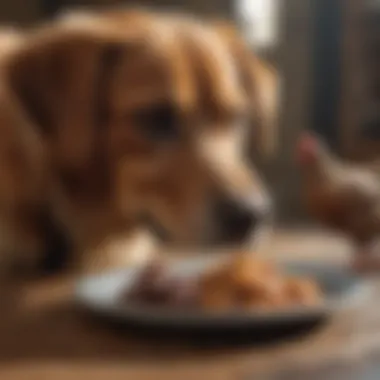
[0,9,278,274]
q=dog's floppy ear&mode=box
[1,25,128,170]
[214,22,279,159]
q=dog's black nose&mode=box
[214,197,270,243]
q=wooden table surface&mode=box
[1,230,380,380]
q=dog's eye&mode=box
[136,104,179,142]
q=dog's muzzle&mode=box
[212,194,272,245]
[139,193,272,247]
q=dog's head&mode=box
[0,10,278,248]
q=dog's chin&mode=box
[139,215,172,243]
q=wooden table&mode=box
[1,230,380,380]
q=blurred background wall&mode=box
[0,0,41,24]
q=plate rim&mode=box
[74,256,373,327]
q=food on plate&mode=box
[122,254,322,311]
[199,255,322,311]
[284,277,322,306]
[127,260,199,308]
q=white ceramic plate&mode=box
[75,255,372,329]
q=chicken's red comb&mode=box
[295,132,321,165]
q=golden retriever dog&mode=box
[0,9,278,275]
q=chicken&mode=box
[296,132,380,260]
